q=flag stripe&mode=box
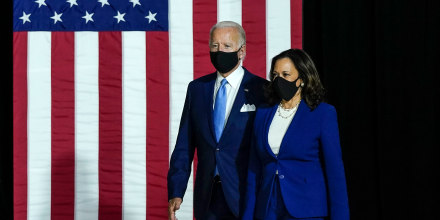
[50,32,75,220]
[98,32,123,220]
[13,1,304,219]
[242,0,266,78]
[13,31,28,220]
[145,31,170,220]
[266,0,292,78]
[122,32,147,220]
[28,32,52,220]
[169,0,195,218]
[218,0,242,25]
[290,0,303,49]
[193,0,217,79]
[193,3,217,214]
[74,32,99,220]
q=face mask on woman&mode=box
[273,76,300,101]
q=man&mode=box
[167,21,267,220]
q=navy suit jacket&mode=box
[167,68,267,219]
[243,101,349,220]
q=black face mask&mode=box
[273,76,300,101]
[210,47,241,73]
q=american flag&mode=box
[12,0,302,219]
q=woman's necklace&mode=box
[277,99,301,119]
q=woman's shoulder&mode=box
[255,103,276,117]
[311,102,337,117]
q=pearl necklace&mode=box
[277,99,301,119]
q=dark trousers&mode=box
[260,177,327,220]
[200,176,238,220]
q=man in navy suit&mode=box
[167,21,267,220]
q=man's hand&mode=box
[168,197,182,220]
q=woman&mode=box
[243,49,349,220]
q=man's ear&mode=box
[239,45,246,60]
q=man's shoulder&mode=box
[243,68,268,85]
[186,72,216,90]
[192,72,217,83]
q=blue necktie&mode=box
[214,79,228,142]
[213,79,227,176]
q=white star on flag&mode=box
[114,11,126,23]
[19,12,31,24]
[82,11,94,24]
[145,11,157,23]
[35,0,46,8]
[98,0,110,7]
[66,0,78,8]
[129,0,141,7]
[50,11,63,24]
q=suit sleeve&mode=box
[242,117,262,220]
[167,83,196,200]
[320,106,350,220]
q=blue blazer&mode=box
[243,102,349,220]
[167,68,267,219]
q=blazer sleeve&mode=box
[320,106,350,220]
[242,121,262,220]
[167,83,196,200]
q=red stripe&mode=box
[193,2,217,218]
[51,32,75,220]
[145,31,169,220]
[291,0,303,49]
[193,0,217,79]
[13,32,28,220]
[98,32,123,220]
[242,0,267,79]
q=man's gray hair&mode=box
[209,21,246,47]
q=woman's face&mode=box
[272,57,301,87]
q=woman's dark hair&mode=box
[264,49,326,110]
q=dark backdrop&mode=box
[303,0,440,219]
[2,1,440,219]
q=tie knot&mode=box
[220,78,228,87]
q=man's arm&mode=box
[167,83,196,219]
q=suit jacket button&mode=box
[279,175,284,179]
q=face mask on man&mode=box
[210,46,241,73]
[273,76,300,101]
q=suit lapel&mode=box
[278,100,309,155]
[264,100,309,157]
[217,71,252,144]
[205,74,217,143]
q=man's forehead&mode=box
[211,27,239,41]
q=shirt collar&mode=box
[215,65,244,89]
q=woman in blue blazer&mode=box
[243,49,349,220]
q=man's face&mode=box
[210,27,241,53]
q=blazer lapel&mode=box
[277,101,308,156]
[205,75,217,143]
[264,100,309,157]
[264,104,279,158]
[217,71,252,144]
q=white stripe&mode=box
[218,0,242,24]
[122,32,147,220]
[266,0,291,78]
[27,32,51,220]
[74,32,99,220]
[169,0,195,219]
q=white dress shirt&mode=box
[268,104,299,156]
[213,66,245,128]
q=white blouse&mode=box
[268,104,299,156]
